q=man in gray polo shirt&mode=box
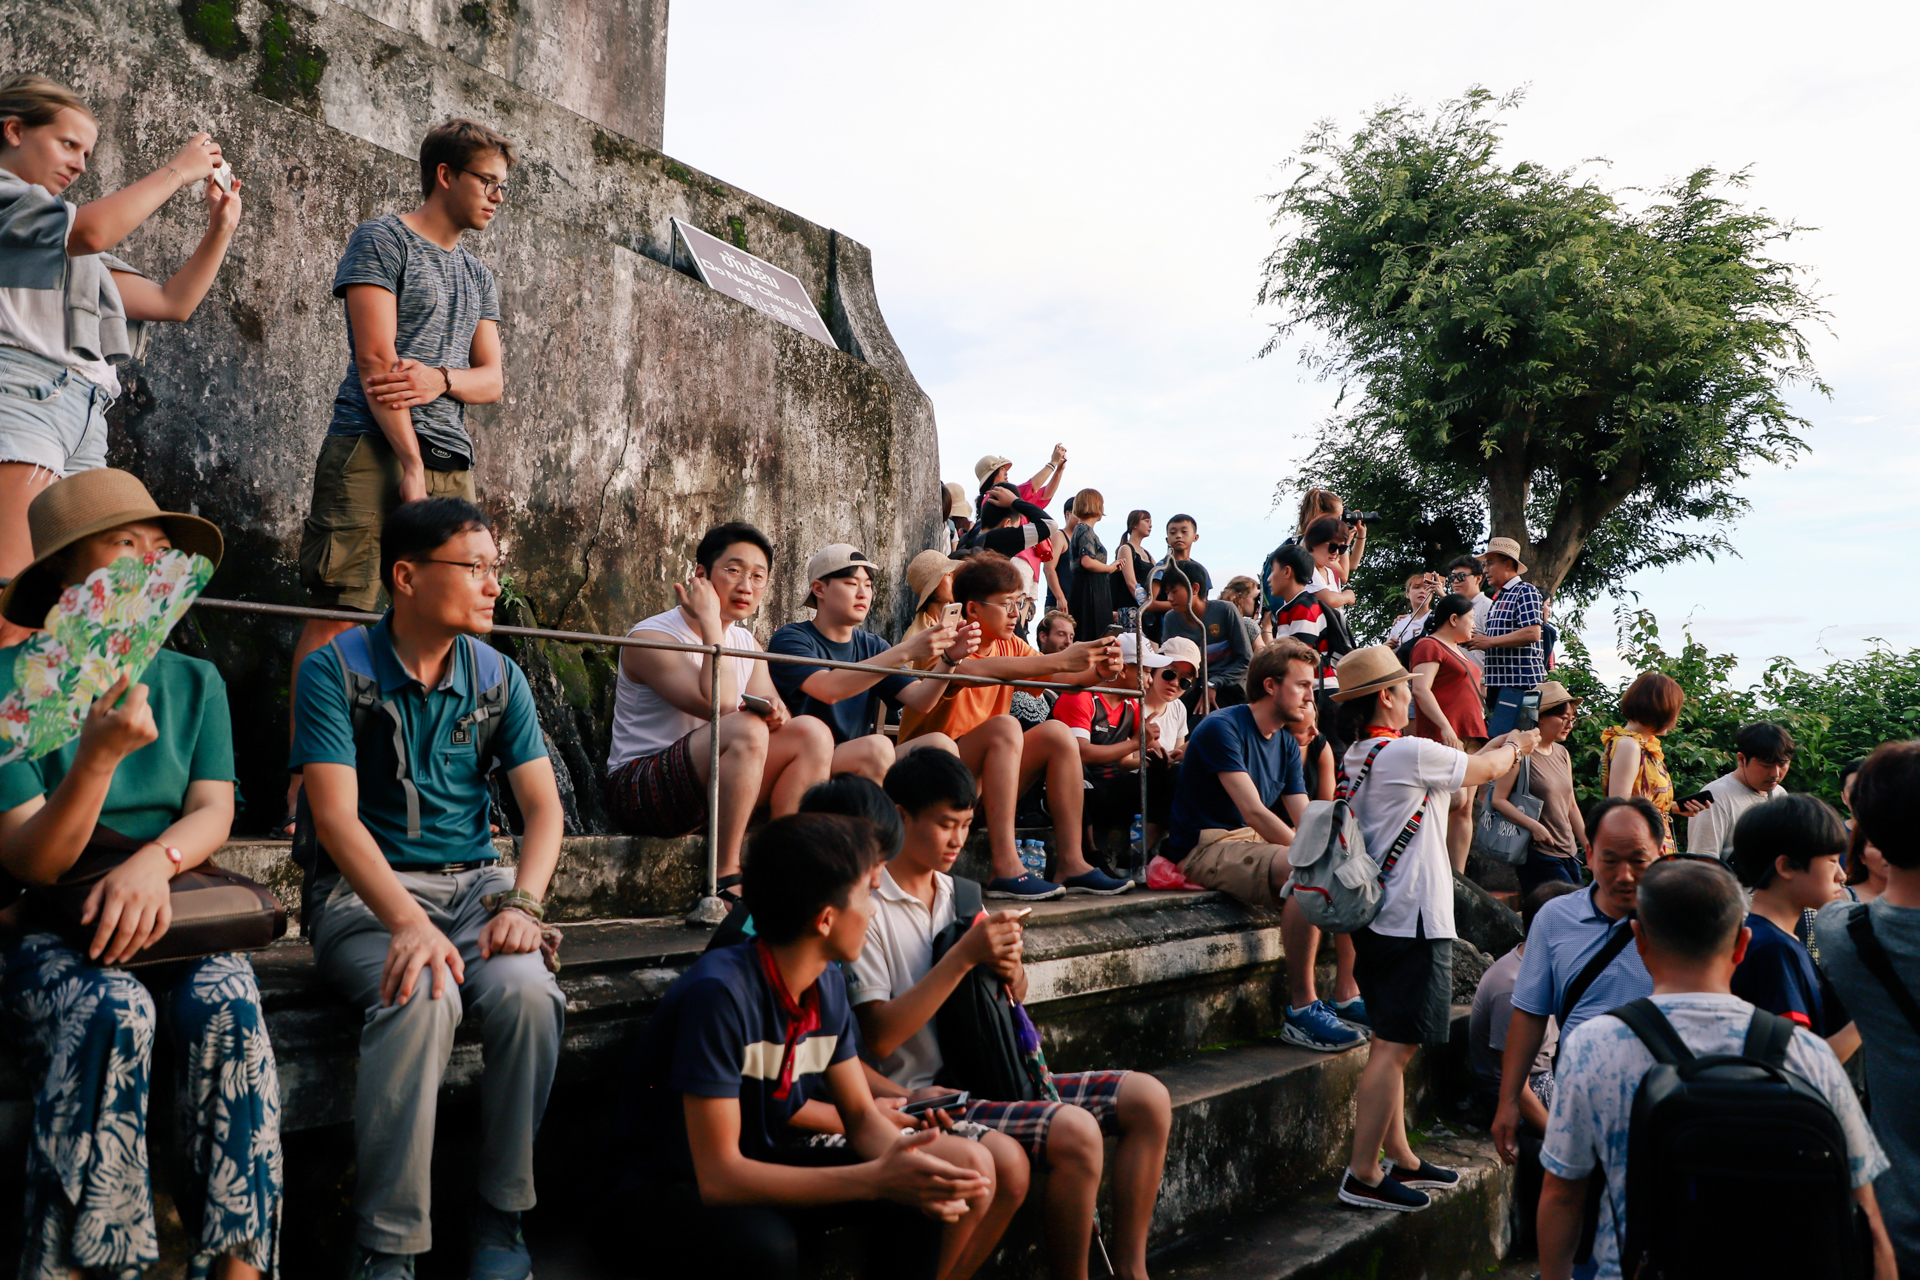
[1492,797,1663,1166]
[1685,721,1792,859]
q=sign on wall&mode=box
[672,218,837,347]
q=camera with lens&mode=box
[1342,510,1380,525]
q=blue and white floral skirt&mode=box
[1,933,282,1280]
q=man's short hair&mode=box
[1586,795,1666,850]
[1167,513,1197,531]
[1269,544,1314,590]
[695,522,773,574]
[1728,794,1845,890]
[800,775,904,861]
[1735,721,1796,764]
[1039,608,1075,637]
[381,497,491,591]
[742,814,881,944]
[1636,857,1746,962]
[419,118,517,198]
[1246,640,1317,702]
[1522,880,1580,935]
[1445,555,1484,577]
[1303,515,1344,552]
[952,553,1024,605]
[1620,672,1685,733]
[884,748,979,816]
[1851,741,1920,870]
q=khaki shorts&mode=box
[298,433,476,611]
[1178,827,1288,908]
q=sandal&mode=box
[715,873,744,905]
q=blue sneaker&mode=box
[986,873,1066,901]
[1063,866,1135,896]
[1281,1001,1367,1052]
[348,1246,415,1280]
[1330,996,1370,1028]
[471,1204,532,1280]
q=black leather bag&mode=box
[28,826,287,967]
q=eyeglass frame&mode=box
[416,556,504,581]
[460,166,510,199]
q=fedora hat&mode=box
[1535,679,1582,713]
[1330,644,1417,702]
[973,454,1012,485]
[1479,536,1529,574]
[907,549,960,611]
[0,469,223,627]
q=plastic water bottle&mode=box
[1019,841,1047,878]
[1129,815,1144,851]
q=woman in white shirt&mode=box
[1328,645,1538,1214]
[1383,571,1440,647]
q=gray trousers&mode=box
[308,866,565,1255]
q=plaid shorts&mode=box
[606,729,707,837]
[960,1070,1130,1165]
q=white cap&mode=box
[1119,633,1173,668]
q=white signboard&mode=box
[672,218,837,347]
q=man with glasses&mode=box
[1444,556,1492,671]
[294,499,566,1280]
[288,118,516,830]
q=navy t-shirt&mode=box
[1733,912,1850,1036]
[1167,703,1306,857]
[767,621,914,745]
[609,942,859,1189]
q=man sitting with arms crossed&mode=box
[769,543,969,781]
[601,813,1004,1280]
[1686,720,1793,859]
[1166,641,1365,1053]
[606,522,832,902]
[897,553,1131,900]
[1492,798,1663,1168]
[1537,857,1893,1280]
[295,498,567,1280]
[855,750,1172,1280]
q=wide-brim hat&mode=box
[1330,644,1417,702]
[907,549,959,611]
[1535,680,1582,713]
[1479,536,1529,574]
[1,468,223,627]
[974,454,1012,484]
[800,543,873,608]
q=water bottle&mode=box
[1129,815,1144,851]
[1019,840,1047,878]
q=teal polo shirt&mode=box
[290,616,548,867]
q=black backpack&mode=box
[929,878,1045,1102]
[1609,997,1869,1279]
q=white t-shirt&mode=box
[606,607,760,767]
[845,866,958,1090]
[1147,697,1188,752]
[1343,735,1469,939]
[1463,594,1493,669]
[1687,771,1785,859]
[1385,611,1428,647]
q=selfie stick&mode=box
[685,642,730,926]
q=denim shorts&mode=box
[0,345,113,475]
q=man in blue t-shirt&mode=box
[293,499,565,1280]
[768,544,969,783]
[1728,795,1857,1052]
[604,813,1005,1279]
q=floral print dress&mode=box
[1600,724,1676,854]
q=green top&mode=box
[0,647,236,841]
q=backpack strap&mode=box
[331,625,424,840]
[1558,915,1637,1030]
[1845,908,1920,1039]
[1741,1007,1796,1069]
[1375,789,1431,884]
[455,636,512,767]
[1609,997,1694,1066]
[953,875,985,927]
[1334,739,1391,801]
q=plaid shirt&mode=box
[1482,578,1546,688]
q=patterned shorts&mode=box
[607,729,707,837]
[960,1070,1130,1166]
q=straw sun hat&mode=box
[1330,644,1417,703]
[0,469,223,627]
[906,549,960,611]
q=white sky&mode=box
[665,1,1919,687]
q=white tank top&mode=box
[607,607,760,767]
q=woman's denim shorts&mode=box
[0,344,113,475]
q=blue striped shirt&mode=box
[1511,884,1654,1038]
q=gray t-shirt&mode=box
[1469,946,1556,1094]
[1815,898,1920,1269]
[329,214,499,459]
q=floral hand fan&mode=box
[0,549,216,764]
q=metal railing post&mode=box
[684,642,729,926]
[1135,606,1148,880]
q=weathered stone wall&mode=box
[2,0,940,831]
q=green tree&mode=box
[1260,88,1827,630]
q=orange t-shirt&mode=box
[899,634,1036,743]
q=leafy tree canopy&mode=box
[1260,87,1826,635]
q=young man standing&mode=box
[897,554,1130,899]
[1142,515,1209,643]
[606,523,833,897]
[1728,795,1856,1058]
[1686,721,1793,859]
[769,543,968,781]
[1157,573,1250,711]
[1537,858,1892,1280]
[603,813,1004,1280]
[294,499,567,1280]
[289,119,514,826]
[855,751,1172,1280]
[1167,642,1366,1052]
[1267,543,1345,754]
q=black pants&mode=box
[599,1168,943,1280]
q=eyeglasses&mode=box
[461,168,510,199]
[1447,571,1474,582]
[418,557,503,581]
[710,563,768,588]
[1158,670,1194,689]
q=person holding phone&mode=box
[1407,593,1488,874]
[1684,722,1794,860]
[1065,488,1121,642]
[1492,681,1589,893]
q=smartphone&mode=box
[1004,907,1033,920]
[902,1091,970,1118]
[209,159,235,193]
[940,601,964,629]
[1675,791,1716,808]
[1104,622,1124,638]
[1514,689,1542,732]
[740,693,774,717]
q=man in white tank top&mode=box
[605,523,833,900]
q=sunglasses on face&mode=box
[1158,669,1194,689]
[1448,571,1474,582]
[1328,543,1350,554]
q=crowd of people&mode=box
[1,74,1916,1280]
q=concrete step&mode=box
[1154,1131,1513,1280]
